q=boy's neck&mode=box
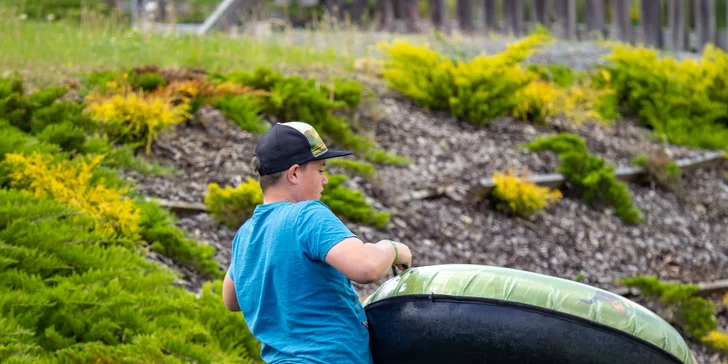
[263,188,297,204]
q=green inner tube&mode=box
[363,264,694,364]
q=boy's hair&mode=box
[251,156,308,193]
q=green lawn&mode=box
[0,11,355,85]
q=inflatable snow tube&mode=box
[363,264,694,364]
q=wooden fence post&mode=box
[431,0,447,30]
[504,0,522,36]
[404,0,422,32]
[324,0,343,20]
[614,0,632,43]
[585,0,606,38]
[556,0,576,39]
[694,0,716,51]
[350,0,368,25]
[511,0,524,36]
[483,0,498,33]
[668,0,686,51]
[641,0,663,47]
[458,0,475,32]
[376,0,394,30]
[532,0,549,27]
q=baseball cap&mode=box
[254,121,352,176]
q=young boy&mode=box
[222,121,413,364]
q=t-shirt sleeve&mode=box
[297,201,357,261]
[227,234,238,278]
[227,261,235,278]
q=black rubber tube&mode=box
[365,294,685,364]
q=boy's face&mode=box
[297,159,328,201]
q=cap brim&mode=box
[313,149,353,161]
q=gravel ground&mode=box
[122,65,728,363]
[125,95,727,363]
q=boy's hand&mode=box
[379,240,412,270]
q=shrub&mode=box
[82,136,179,177]
[363,149,411,165]
[527,64,577,88]
[26,86,67,109]
[491,169,562,218]
[132,65,207,84]
[704,330,728,355]
[1,152,140,238]
[0,76,70,133]
[216,67,406,165]
[29,100,96,135]
[214,67,282,91]
[631,150,682,192]
[160,79,271,117]
[513,71,618,126]
[328,159,377,181]
[83,70,123,95]
[702,293,728,355]
[555,81,619,126]
[602,43,728,150]
[512,81,558,124]
[268,76,359,142]
[213,94,269,134]
[621,275,718,339]
[35,121,87,152]
[5,0,112,21]
[526,133,644,224]
[137,200,221,279]
[322,173,390,229]
[0,74,30,129]
[0,189,260,363]
[204,178,264,229]
[132,72,168,92]
[379,33,552,126]
[84,88,191,152]
[320,78,365,109]
[0,121,59,159]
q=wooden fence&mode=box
[303,0,728,52]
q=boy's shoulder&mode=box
[243,200,333,227]
[283,200,334,216]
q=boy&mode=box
[222,121,413,363]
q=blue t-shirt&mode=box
[228,200,373,364]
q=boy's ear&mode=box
[286,164,300,184]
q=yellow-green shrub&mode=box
[632,151,683,192]
[214,67,407,165]
[702,293,728,355]
[621,275,718,339]
[704,331,728,355]
[322,173,390,229]
[84,88,191,152]
[512,81,558,124]
[380,33,552,126]
[602,42,728,150]
[527,64,577,88]
[131,72,167,92]
[527,133,644,224]
[328,159,377,181]
[0,189,260,363]
[557,81,619,126]
[491,169,562,218]
[205,178,264,229]
[512,72,618,126]
[1,152,140,238]
[35,121,87,153]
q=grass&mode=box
[0,9,356,86]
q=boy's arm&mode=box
[325,238,412,284]
[222,271,241,312]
